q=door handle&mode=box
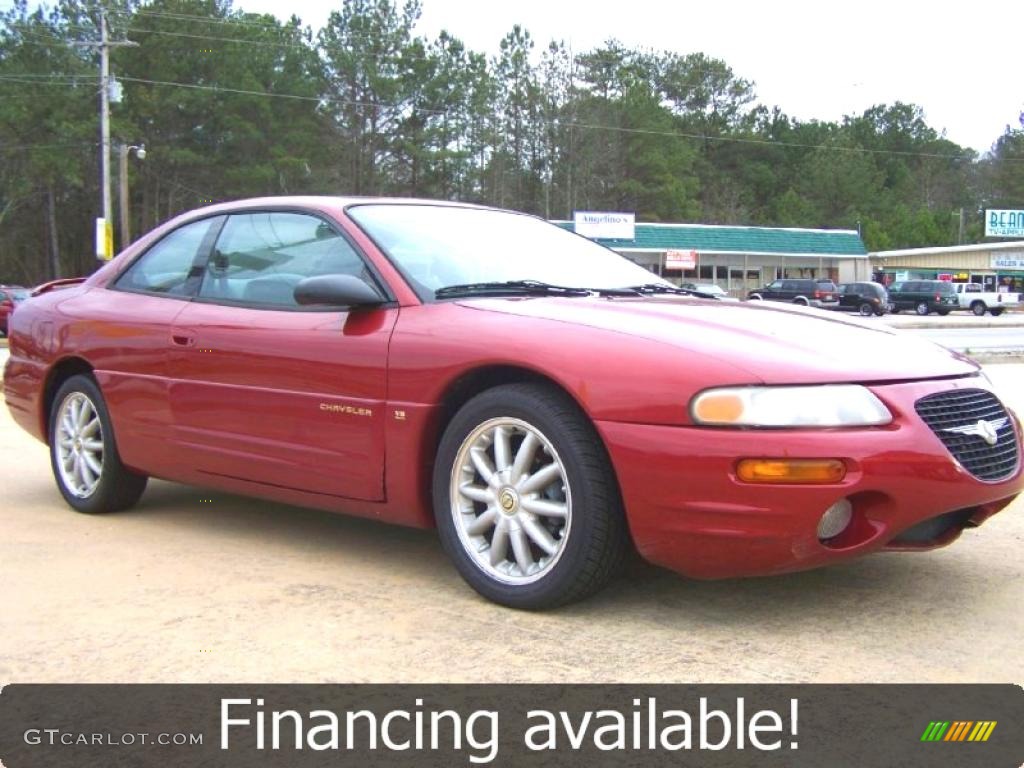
[171,334,195,347]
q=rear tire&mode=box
[970,301,986,316]
[48,374,148,514]
[857,302,874,317]
[793,297,809,306]
[990,308,1005,317]
[915,302,930,316]
[433,383,628,609]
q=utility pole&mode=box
[118,143,145,249]
[118,142,128,248]
[72,9,136,260]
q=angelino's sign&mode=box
[985,209,1024,238]
[573,211,635,240]
[991,251,1024,270]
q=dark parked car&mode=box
[835,282,891,316]
[747,278,838,308]
[888,280,959,316]
[0,285,29,336]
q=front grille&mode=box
[915,389,1019,481]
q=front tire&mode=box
[858,302,874,317]
[49,374,147,514]
[433,383,628,609]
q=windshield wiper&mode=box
[627,283,702,296]
[435,280,594,299]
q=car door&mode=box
[837,284,852,310]
[762,280,784,300]
[89,216,223,475]
[167,210,397,502]
[895,281,917,310]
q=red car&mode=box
[0,285,29,336]
[4,198,1022,608]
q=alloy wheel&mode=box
[449,417,572,585]
[55,392,104,498]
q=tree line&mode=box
[1,0,1023,284]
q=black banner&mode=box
[0,684,1021,767]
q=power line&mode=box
[7,17,752,100]
[2,72,1012,163]
[137,163,213,202]
[71,5,747,80]
[0,140,97,152]
[125,26,313,51]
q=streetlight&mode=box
[118,143,145,250]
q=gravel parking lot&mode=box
[1,364,1022,685]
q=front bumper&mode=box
[598,377,1023,579]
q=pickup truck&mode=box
[953,283,1021,316]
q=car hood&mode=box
[458,296,978,384]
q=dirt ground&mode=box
[1,365,1022,684]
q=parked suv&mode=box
[888,280,959,316]
[748,278,838,307]
[834,282,890,316]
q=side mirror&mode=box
[293,274,384,308]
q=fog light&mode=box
[818,498,853,541]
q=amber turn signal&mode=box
[736,458,846,484]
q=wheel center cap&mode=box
[498,487,519,515]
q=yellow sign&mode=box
[95,218,113,260]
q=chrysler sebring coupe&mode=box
[4,198,1022,608]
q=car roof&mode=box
[177,196,496,220]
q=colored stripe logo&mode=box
[921,721,997,742]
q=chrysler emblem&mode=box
[943,417,1008,446]
[499,488,518,513]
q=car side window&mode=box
[115,218,215,295]
[199,212,372,308]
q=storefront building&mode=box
[556,220,869,296]
[870,241,1024,293]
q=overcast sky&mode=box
[232,0,1021,154]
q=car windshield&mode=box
[347,204,668,299]
[10,289,29,301]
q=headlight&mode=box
[691,385,892,427]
